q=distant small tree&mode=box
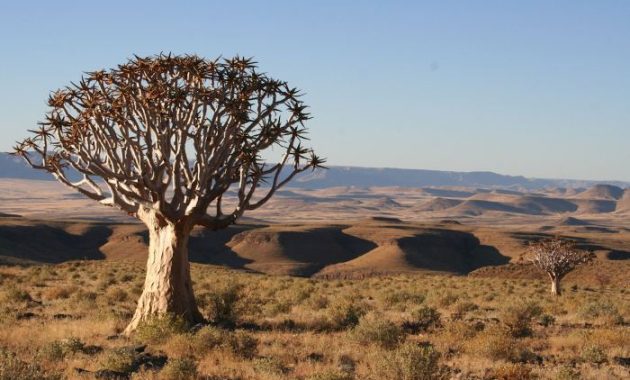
[528,238,593,295]
[12,54,324,333]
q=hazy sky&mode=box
[1,1,629,181]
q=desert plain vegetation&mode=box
[0,203,628,379]
[0,248,628,380]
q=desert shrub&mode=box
[466,326,517,361]
[203,283,242,327]
[106,287,128,303]
[434,291,459,307]
[580,344,607,364]
[581,327,629,352]
[405,306,441,332]
[160,357,198,380]
[308,295,329,310]
[163,333,196,358]
[97,276,117,290]
[304,315,335,332]
[307,370,354,380]
[579,301,623,326]
[268,317,302,332]
[3,287,32,303]
[40,341,65,362]
[72,289,97,303]
[351,313,404,349]
[326,299,367,330]
[337,354,356,374]
[226,331,258,359]
[192,325,262,358]
[38,337,85,362]
[39,337,88,361]
[60,337,86,354]
[0,348,62,380]
[555,365,581,380]
[265,298,293,316]
[490,363,535,380]
[501,302,542,338]
[484,292,497,302]
[252,357,288,375]
[43,285,77,300]
[0,272,17,286]
[383,290,425,306]
[437,320,479,352]
[100,347,138,373]
[119,273,134,283]
[192,326,227,353]
[134,314,188,344]
[375,342,443,380]
[291,285,315,304]
[538,314,556,327]
[452,301,478,319]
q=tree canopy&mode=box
[13,54,325,227]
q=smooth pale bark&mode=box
[550,276,561,296]
[124,215,204,335]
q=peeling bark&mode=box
[124,216,203,334]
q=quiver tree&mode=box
[528,238,593,296]
[12,54,324,333]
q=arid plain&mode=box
[0,178,628,379]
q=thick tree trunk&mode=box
[550,276,561,296]
[124,218,204,334]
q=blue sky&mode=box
[1,1,629,181]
